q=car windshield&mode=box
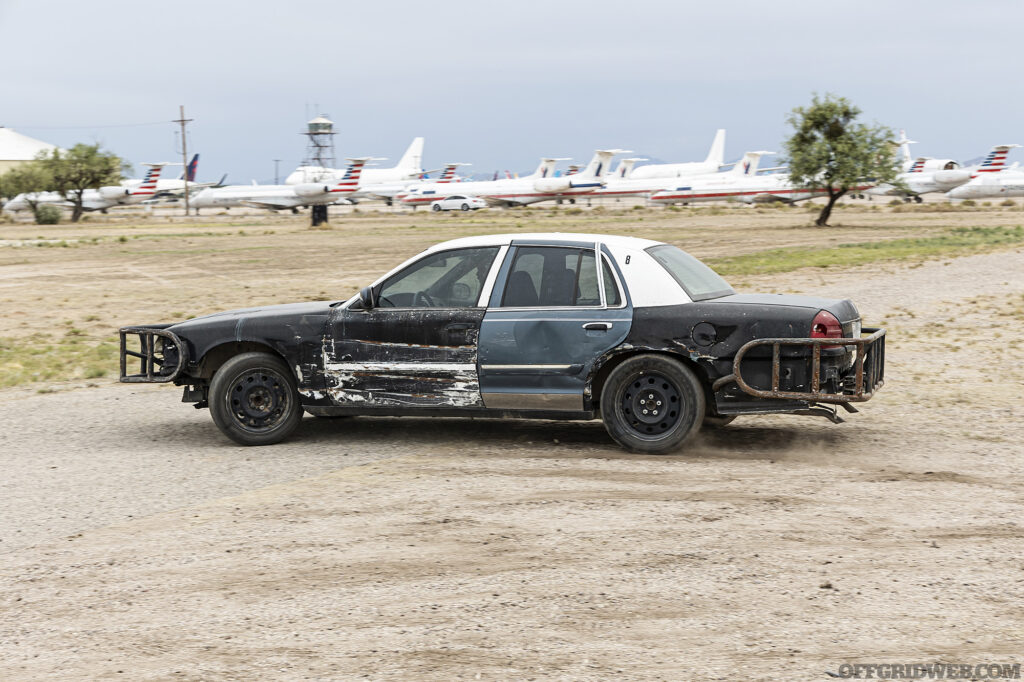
[645,244,734,301]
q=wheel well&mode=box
[196,341,286,380]
[589,350,714,411]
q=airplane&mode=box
[192,159,367,212]
[398,150,627,208]
[357,163,470,204]
[946,151,1024,200]
[285,137,424,185]
[590,151,772,202]
[627,130,726,180]
[647,151,873,205]
[866,144,1018,202]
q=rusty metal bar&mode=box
[118,327,188,383]
[723,327,885,404]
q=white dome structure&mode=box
[0,127,60,174]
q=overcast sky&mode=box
[2,0,1020,182]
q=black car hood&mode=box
[169,301,335,333]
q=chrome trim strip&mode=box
[481,392,582,411]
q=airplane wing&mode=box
[239,199,300,211]
[478,195,524,208]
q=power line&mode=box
[5,121,171,130]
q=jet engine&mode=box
[292,183,332,199]
[931,169,972,188]
[98,186,130,201]
[533,177,572,193]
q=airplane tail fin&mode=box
[396,137,424,172]
[437,163,469,183]
[531,157,569,179]
[133,164,165,195]
[729,151,773,176]
[333,158,368,192]
[616,157,648,179]
[704,129,726,167]
[975,144,1020,173]
[573,150,629,185]
[895,130,916,165]
[186,154,199,182]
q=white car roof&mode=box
[424,232,665,253]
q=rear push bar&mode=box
[713,327,885,403]
[119,326,188,383]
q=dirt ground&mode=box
[1,207,1023,680]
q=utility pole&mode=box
[273,159,281,185]
[173,105,193,216]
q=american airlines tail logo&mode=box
[977,150,1010,172]
[908,159,926,173]
[332,161,365,192]
[743,160,751,175]
[133,166,163,195]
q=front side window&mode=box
[501,246,600,307]
[377,246,499,308]
[645,244,734,301]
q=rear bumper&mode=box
[713,327,885,403]
[119,326,188,383]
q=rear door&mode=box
[478,241,632,411]
[324,245,502,408]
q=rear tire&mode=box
[209,352,302,446]
[461,203,470,211]
[600,354,704,454]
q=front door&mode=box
[323,246,501,408]
[478,242,632,411]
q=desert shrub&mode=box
[34,205,62,225]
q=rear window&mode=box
[645,245,734,301]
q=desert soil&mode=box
[1,208,1023,680]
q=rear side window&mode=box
[501,246,601,307]
[601,256,622,306]
[645,244,734,301]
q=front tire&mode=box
[209,352,302,446]
[600,354,705,454]
[432,204,442,212]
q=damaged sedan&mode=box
[120,233,885,453]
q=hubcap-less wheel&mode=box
[620,372,681,437]
[229,368,291,431]
[600,354,705,454]
[209,352,303,446]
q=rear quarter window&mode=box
[645,244,734,301]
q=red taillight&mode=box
[811,310,843,340]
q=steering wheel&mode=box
[412,291,436,307]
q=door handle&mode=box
[582,322,612,331]
[445,323,474,333]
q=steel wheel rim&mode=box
[227,367,291,432]
[619,371,683,439]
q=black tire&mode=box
[460,203,470,211]
[600,354,705,454]
[209,352,302,446]
[703,414,736,429]
[432,204,442,212]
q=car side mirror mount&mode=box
[359,286,377,310]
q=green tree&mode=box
[0,162,56,224]
[783,94,901,226]
[37,144,129,222]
